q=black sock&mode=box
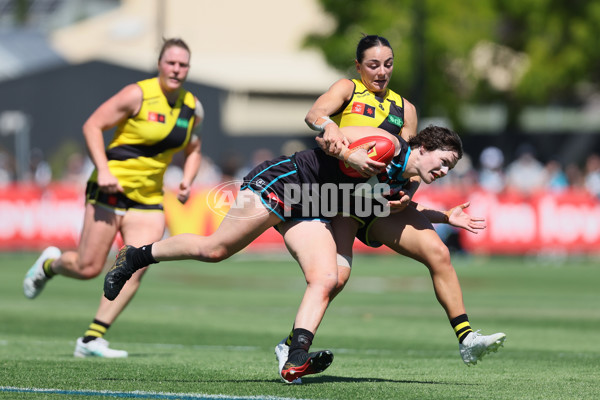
[82,319,110,343]
[450,314,473,343]
[288,328,313,359]
[129,243,158,269]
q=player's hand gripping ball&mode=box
[339,135,396,177]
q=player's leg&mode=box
[370,207,465,319]
[276,220,337,383]
[104,190,282,300]
[74,210,165,358]
[24,203,118,299]
[329,215,360,300]
[153,191,281,262]
[282,220,338,333]
[274,216,357,382]
[369,207,505,365]
[60,204,121,278]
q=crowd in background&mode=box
[2,143,600,199]
[429,144,600,199]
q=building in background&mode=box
[1,0,344,177]
[2,0,600,179]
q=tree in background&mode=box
[304,0,600,136]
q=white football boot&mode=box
[459,330,506,366]
[74,337,128,358]
[23,246,61,299]
[274,338,301,384]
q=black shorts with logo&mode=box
[241,154,329,221]
[85,181,163,215]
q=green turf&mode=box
[1,251,599,399]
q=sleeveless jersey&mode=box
[88,78,196,205]
[331,79,406,136]
[242,148,369,221]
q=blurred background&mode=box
[2,0,600,256]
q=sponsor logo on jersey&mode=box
[387,114,404,127]
[351,102,376,118]
[175,118,189,128]
[148,112,166,123]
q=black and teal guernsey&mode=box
[241,148,366,221]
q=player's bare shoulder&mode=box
[330,78,356,99]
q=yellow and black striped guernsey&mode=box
[331,79,405,136]
[88,77,196,205]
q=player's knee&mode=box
[201,244,230,262]
[307,272,338,296]
[425,240,452,268]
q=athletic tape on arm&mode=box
[309,116,334,132]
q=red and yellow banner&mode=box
[2,183,600,255]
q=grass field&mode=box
[1,250,599,399]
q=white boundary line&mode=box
[0,386,311,400]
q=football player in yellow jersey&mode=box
[23,38,203,358]
[275,35,505,380]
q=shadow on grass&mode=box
[277,376,475,385]
[100,375,475,385]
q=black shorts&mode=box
[351,214,383,248]
[347,185,411,248]
[241,155,331,222]
[85,181,163,215]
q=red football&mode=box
[339,135,396,178]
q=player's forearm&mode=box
[181,137,202,186]
[82,125,110,172]
[414,202,450,224]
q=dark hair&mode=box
[409,125,463,160]
[158,38,190,61]
[356,35,393,63]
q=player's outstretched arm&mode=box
[413,201,486,234]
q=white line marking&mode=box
[0,386,312,400]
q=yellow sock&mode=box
[451,314,473,343]
[42,259,56,278]
[82,320,110,343]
